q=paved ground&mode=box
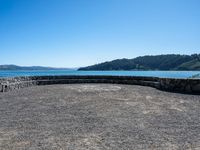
[0,84,200,150]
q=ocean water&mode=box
[0,70,200,79]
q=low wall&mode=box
[0,75,200,94]
[0,77,37,92]
[159,78,200,93]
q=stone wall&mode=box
[158,78,200,93]
[0,77,37,92]
[0,75,200,94]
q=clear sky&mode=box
[0,0,200,67]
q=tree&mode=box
[191,54,200,62]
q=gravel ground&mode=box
[0,84,200,150]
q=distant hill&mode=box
[0,65,74,70]
[78,54,200,71]
[176,60,200,70]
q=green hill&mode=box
[176,60,200,70]
[78,54,200,71]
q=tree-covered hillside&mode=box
[78,54,200,71]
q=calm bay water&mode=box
[0,70,200,79]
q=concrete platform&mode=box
[0,84,200,149]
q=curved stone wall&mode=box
[0,75,200,94]
[158,78,200,93]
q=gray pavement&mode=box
[0,84,200,150]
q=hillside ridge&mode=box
[0,65,73,70]
[78,54,200,71]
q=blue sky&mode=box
[0,0,200,67]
